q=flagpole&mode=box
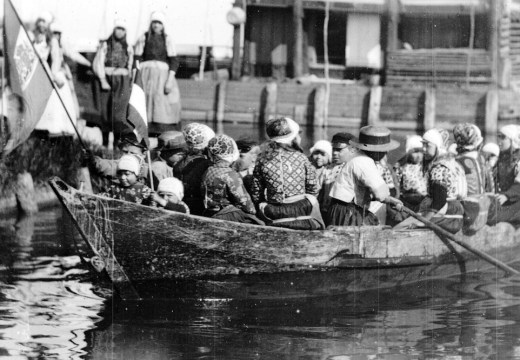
[8,0,88,151]
[146,150,154,192]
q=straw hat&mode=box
[350,126,399,152]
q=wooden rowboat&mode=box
[49,177,520,301]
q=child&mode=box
[309,140,332,185]
[154,177,190,214]
[101,154,154,206]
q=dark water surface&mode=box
[2,206,520,359]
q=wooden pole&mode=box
[367,86,382,126]
[231,2,242,81]
[215,81,227,134]
[323,0,330,127]
[489,0,500,86]
[484,89,498,141]
[263,82,277,124]
[400,205,519,275]
[386,0,400,52]
[423,87,436,131]
[292,0,304,78]
[313,85,326,127]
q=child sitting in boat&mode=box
[101,154,154,206]
[154,177,190,214]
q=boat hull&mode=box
[49,178,520,300]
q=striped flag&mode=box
[126,69,149,147]
[2,0,54,154]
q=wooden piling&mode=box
[313,85,326,127]
[386,0,400,52]
[423,87,436,131]
[215,81,227,133]
[367,86,382,126]
[292,0,304,78]
[15,171,38,215]
[263,82,278,123]
[484,89,498,139]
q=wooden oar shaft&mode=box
[401,206,519,275]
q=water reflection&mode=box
[2,208,520,359]
[0,209,105,359]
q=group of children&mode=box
[89,120,520,234]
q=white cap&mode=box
[117,154,141,175]
[157,177,184,200]
[499,124,520,149]
[50,21,63,33]
[422,129,444,150]
[310,140,332,162]
[37,11,53,24]
[405,135,423,153]
[482,143,500,157]
[150,11,166,25]
[114,18,127,30]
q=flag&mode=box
[126,69,149,147]
[2,0,54,154]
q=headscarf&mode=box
[157,177,184,200]
[453,123,483,153]
[423,128,446,156]
[482,143,500,157]
[266,117,299,144]
[405,135,423,153]
[309,140,332,163]
[117,154,141,175]
[182,123,215,151]
[207,134,240,163]
[499,124,520,150]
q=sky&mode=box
[1,0,236,57]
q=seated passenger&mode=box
[154,177,190,214]
[395,129,467,233]
[151,131,186,188]
[393,135,427,210]
[318,132,355,219]
[232,138,261,195]
[251,117,324,230]
[201,135,262,224]
[326,126,402,227]
[175,123,215,215]
[453,123,491,195]
[101,154,154,206]
[482,142,499,192]
[487,125,520,227]
[309,139,332,188]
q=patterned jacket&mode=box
[427,154,467,200]
[251,142,318,204]
[201,161,256,214]
[101,183,154,206]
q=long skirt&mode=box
[260,195,325,230]
[36,78,77,135]
[141,60,181,126]
[209,205,264,225]
[326,199,379,227]
[419,198,464,234]
[97,74,132,138]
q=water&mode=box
[1,207,520,359]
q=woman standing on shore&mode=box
[92,19,133,146]
[134,11,181,133]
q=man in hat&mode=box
[327,126,402,226]
[151,131,186,188]
[316,132,355,219]
[251,117,324,230]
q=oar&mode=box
[399,205,519,275]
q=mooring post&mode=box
[423,87,436,131]
[367,86,382,126]
[485,89,498,141]
[215,81,227,134]
[263,82,278,123]
[15,171,38,215]
[313,85,326,127]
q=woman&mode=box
[92,19,133,145]
[30,12,53,61]
[201,135,261,224]
[487,125,520,226]
[175,122,215,215]
[251,117,323,230]
[326,126,402,227]
[134,11,181,132]
[396,129,467,233]
[35,21,91,135]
